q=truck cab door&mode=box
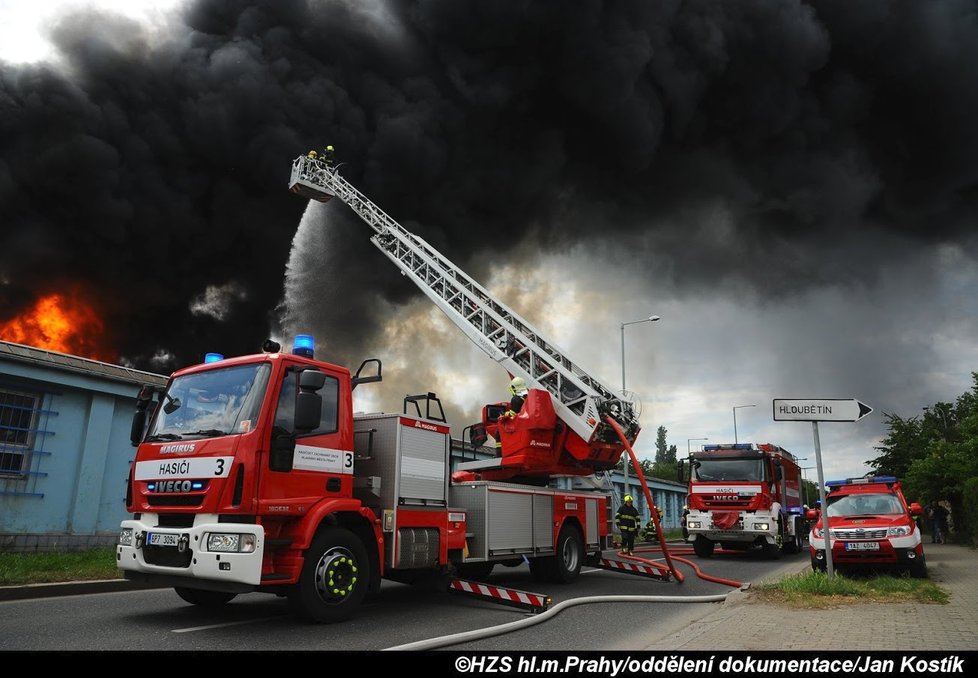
[260,366,350,504]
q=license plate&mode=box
[148,532,180,547]
[844,541,880,551]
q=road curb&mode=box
[0,578,166,601]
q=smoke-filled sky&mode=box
[2,0,977,483]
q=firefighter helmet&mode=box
[509,376,528,396]
[624,495,633,502]
[326,145,334,151]
[307,150,317,158]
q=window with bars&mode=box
[0,389,39,477]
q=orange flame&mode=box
[0,292,117,362]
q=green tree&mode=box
[654,426,668,464]
[874,372,978,544]
[866,413,924,478]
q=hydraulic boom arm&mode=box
[289,156,640,450]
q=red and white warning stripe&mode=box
[449,579,551,611]
[597,558,671,580]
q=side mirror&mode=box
[295,369,325,432]
[131,384,155,446]
[805,508,819,520]
[676,460,686,483]
[910,502,924,516]
[130,410,147,447]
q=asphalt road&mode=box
[1,542,808,652]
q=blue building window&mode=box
[0,389,39,477]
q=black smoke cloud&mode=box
[1,0,976,371]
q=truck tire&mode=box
[289,526,368,623]
[693,535,714,558]
[174,587,237,607]
[783,518,802,554]
[550,525,584,583]
[762,518,785,559]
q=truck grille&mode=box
[831,528,887,540]
[702,498,753,508]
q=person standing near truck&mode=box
[616,495,640,555]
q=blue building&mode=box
[0,341,166,552]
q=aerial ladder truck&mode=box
[116,155,676,626]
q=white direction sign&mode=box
[772,398,873,422]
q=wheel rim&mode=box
[313,546,359,605]
[561,536,579,572]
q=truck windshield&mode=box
[827,492,904,517]
[148,363,271,440]
[692,458,766,482]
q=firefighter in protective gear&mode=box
[641,506,665,542]
[616,495,640,555]
[322,145,335,167]
[504,376,528,417]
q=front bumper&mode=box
[117,514,265,586]
[810,532,923,567]
[686,512,778,545]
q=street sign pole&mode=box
[773,397,874,580]
[811,421,834,578]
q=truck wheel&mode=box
[289,526,368,623]
[693,535,714,558]
[456,562,494,581]
[763,519,784,559]
[174,587,237,607]
[783,518,802,554]
[550,525,584,583]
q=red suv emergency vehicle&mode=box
[808,475,926,577]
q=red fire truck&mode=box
[682,443,806,558]
[117,158,654,622]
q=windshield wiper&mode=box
[186,429,226,438]
[146,433,183,441]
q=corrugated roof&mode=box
[0,340,168,387]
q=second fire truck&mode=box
[682,442,807,558]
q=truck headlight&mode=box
[118,528,133,546]
[687,521,701,529]
[206,533,256,553]
[752,523,770,531]
[888,526,910,537]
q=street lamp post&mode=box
[619,314,660,496]
[687,437,708,457]
[732,404,756,443]
[620,315,661,393]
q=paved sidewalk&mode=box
[646,543,977,651]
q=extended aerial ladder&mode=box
[288,155,642,479]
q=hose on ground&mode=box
[383,592,732,651]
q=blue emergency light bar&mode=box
[826,475,898,488]
[204,353,224,363]
[293,334,315,358]
[702,443,754,450]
